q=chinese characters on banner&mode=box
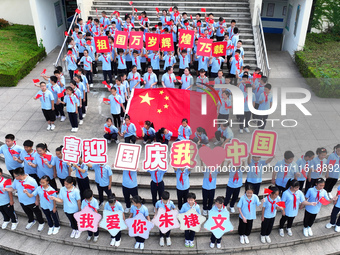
[143,143,168,171]
[178,29,195,48]
[74,206,102,232]
[224,139,248,166]
[197,38,213,57]
[145,33,160,51]
[62,136,82,163]
[160,34,174,52]
[212,41,227,57]
[93,36,110,53]
[250,130,277,157]
[114,143,141,171]
[170,141,198,168]
[114,31,128,49]
[62,137,108,164]
[204,209,233,239]
[152,208,180,233]
[129,31,143,50]
[125,213,154,239]
[99,210,127,237]
[177,208,206,232]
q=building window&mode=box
[285,4,293,31]
[293,5,301,36]
[266,3,275,17]
[282,6,287,16]
[54,1,63,27]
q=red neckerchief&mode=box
[267,196,276,213]
[155,170,158,186]
[246,198,252,212]
[292,192,297,210]
[78,164,83,178]
[87,200,98,212]
[254,162,258,175]
[66,189,72,203]
[100,165,103,178]
[233,170,239,182]
[264,92,268,102]
[283,164,288,179]
[0,177,4,194]
[179,171,184,185]
[59,159,63,173]
[128,171,133,181]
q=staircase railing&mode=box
[253,7,271,78]
[53,10,80,68]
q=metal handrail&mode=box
[254,7,271,78]
[53,10,80,67]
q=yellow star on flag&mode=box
[164,104,169,109]
[164,96,169,100]
[157,109,162,114]
[159,90,164,95]
[139,93,155,105]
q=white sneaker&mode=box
[240,235,245,244]
[328,193,333,199]
[124,207,130,213]
[2,221,9,229]
[189,241,194,248]
[90,83,93,88]
[202,210,208,216]
[214,141,222,145]
[134,242,140,249]
[47,125,51,131]
[82,114,86,118]
[143,141,147,145]
[260,235,266,243]
[166,237,171,246]
[287,228,293,236]
[110,238,116,246]
[71,128,75,132]
[265,236,271,243]
[50,124,55,131]
[26,221,36,230]
[326,223,334,229]
[239,129,243,134]
[115,240,121,247]
[216,243,221,249]
[56,115,60,119]
[115,139,120,144]
[230,207,235,213]
[279,228,284,237]
[244,235,249,244]
[210,242,215,248]
[94,74,98,77]
[140,243,144,249]
[160,237,164,246]
[93,236,99,242]
[73,128,78,132]
[308,227,313,236]
[75,230,81,238]
[107,140,111,144]
[47,227,53,235]
[87,236,92,242]
[244,127,250,133]
[185,240,189,247]
[60,116,66,122]
[79,120,83,125]
[52,227,60,235]
[38,223,45,232]
[11,222,18,230]
[303,227,309,237]
[335,226,340,232]
[70,229,76,238]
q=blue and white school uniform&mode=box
[143,72,158,89]
[275,160,297,188]
[261,195,281,236]
[92,164,112,187]
[224,168,243,208]
[80,56,93,71]
[180,202,200,214]
[329,186,340,226]
[305,187,328,215]
[108,94,123,115]
[117,54,127,70]
[158,131,173,144]
[155,200,176,211]
[310,157,325,180]
[281,189,305,217]
[258,92,273,111]
[131,55,142,70]
[127,72,141,90]
[176,168,190,191]
[142,127,156,141]
[163,55,176,70]
[131,204,149,218]
[114,85,127,102]
[327,152,340,180]
[197,56,209,71]
[33,153,54,179]
[177,125,192,140]
[59,186,80,216]
[0,144,24,171]
[178,54,190,70]
[104,200,124,212]
[231,33,239,47]
[296,157,309,183]
[66,55,78,71]
[230,57,243,76]
[64,94,78,113]
[196,76,209,93]
[104,124,119,135]
[51,156,69,181]
[237,194,261,220]
[12,176,38,206]
[111,17,123,31]
[202,169,218,210]
[181,74,192,90]
[193,132,209,145]
[246,159,266,194]
[36,90,54,110]
[20,150,38,176]
[216,126,234,141]
[81,198,99,211]
[218,98,231,117]
[161,73,176,88]
[148,53,160,71]
[98,54,112,71]
[211,57,224,74]
[121,123,137,138]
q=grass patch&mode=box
[0,24,46,87]
[295,33,340,98]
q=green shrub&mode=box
[0,18,9,29]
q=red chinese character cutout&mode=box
[224,139,248,166]
[143,143,168,171]
[62,136,82,163]
[170,141,198,168]
[83,139,108,164]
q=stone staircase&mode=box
[83,0,257,90]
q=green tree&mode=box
[311,0,340,34]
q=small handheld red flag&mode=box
[337,190,340,196]
[264,188,272,194]
[169,7,173,12]
[201,8,206,12]
[190,15,192,19]
[135,8,138,13]
[25,157,35,161]
[319,197,330,205]
[23,184,35,190]
[58,92,64,98]
[104,127,111,132]
[64,31,69,37]
[176,76,181,81]
[43,154,52,161]
[276,201,286,208]
[75,8,81,14]
[103,98,110,102]
[3,179,12,188]
[102,81,111,89]
[41,69,47,75]
[129,1,133,5]
[33,79,40,83]
[35,94,42,99]
[156,8,160,13]
[74,70,79,75]
[138,15,142,20]
[138,121,144,127]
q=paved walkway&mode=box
[0,48,340,166]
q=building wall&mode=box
[29,0,66,54]
[282,0,312,56]
[0,0,34,25]
[249,0,263,26]
[76,0,92,21]
[261,0,288,33]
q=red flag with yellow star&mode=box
[126,88,218,139]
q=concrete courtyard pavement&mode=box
[0,48,340,168]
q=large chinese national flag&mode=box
[126,88,218,139]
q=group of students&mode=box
[1,132,340,249]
